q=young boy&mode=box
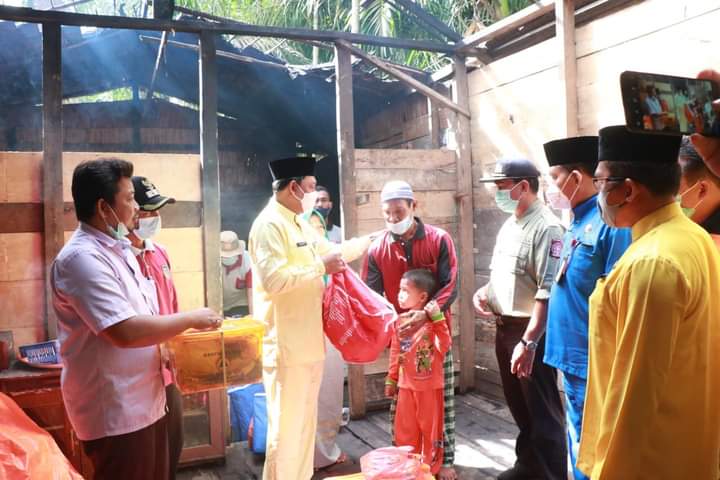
[385,269,452,476]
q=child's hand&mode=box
[424,300,441,318]
[384,383,397,397]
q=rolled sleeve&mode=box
[533,224,564,301]
[53,251,137,334]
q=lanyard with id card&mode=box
[555,238,580,283]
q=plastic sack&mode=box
[0,393,83,480]
[247,392,267,454]
[323,268,396,364]
[228,383,264,442]
[360,446,433,480]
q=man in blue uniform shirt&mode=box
[543,136,632,480]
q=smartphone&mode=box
[620,70,720,137]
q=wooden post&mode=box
[452,55,476,393]
[42,22,63,340]
[199,31,222,314]
[427,97,441,149]
[556,0,578,136]
[335,43,365,418]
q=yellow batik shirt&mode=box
[578,202,720,479]
[248,198,369,367]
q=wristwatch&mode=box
[520,338,538,352]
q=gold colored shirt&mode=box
[578,202,720,479]
[248,198,369,367]
[487,200,565,316]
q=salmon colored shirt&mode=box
[578,203,720,479]
[248,198,369,367]
[387,312,451,391]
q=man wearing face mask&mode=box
[127,175,185,479]
[362,180,459,480]
[677,136,720,247]
[51,159,223,480]
[220,231,253,317]
[314,186,342,243]
[543,137,632,480]
[576,126,720,479]
[248,157,372,480]
[472,159,566,480]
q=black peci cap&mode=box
[598,126,682,164]
[544,136,599,167]
[132,176,175,211]
[269,157,316,181]
[477,158,541,183]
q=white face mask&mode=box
[292,183,319,214]
[386,215,414,236]
[221,256,238,266]
[135,216,161,240]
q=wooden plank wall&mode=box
[354,148,461,403]
[467,0,720,399]
[0,151,205,348]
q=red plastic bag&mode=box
[360,446,433,480]
[0,393,83,480]
[323,268,396,364]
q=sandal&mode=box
[314,452,350,472]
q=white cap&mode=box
[380,180,415,202]
[220,231,245,257]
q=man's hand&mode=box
[186,308,223,330]
[322,252,346,274]
[510,342,535,379]
[472,285,494,318]
[384,383,397,398]
[692,69,720,176]
[397,310,429,339]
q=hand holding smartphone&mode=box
[621,70,720,137]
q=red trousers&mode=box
[394,388,444,475]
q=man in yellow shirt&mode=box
[248,157,370,480]
[577,126,720,479]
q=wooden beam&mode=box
[199,31,222,314]
[0,5,457,53]
[455,0,555,51]
[452,55,475,393]
[390,0,462,42]
[42,22,64,340]
[556,0,578,136]
[335,43,366,419]
[336,40,470,118]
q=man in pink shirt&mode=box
[128,175,183,479]
[52,158,223,480]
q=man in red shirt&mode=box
[363,180,459,480]
[128,175,183,479]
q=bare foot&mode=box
[437,466,458,480]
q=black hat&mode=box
[544,136,599,167]
[132,176,175,211]
[598,126,682,164]
[477,158,541,183]
[269,157,316,181]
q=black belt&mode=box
[495,315,530,327]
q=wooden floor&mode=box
[178,392,518,480]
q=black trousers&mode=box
[166,383,185,480]
[496,317,567,479]
[82,415,169,480]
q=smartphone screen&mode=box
[621,70,720,137]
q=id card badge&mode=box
[555,239,578,283]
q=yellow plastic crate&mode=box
[167,316,264,394]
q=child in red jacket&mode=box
[385,269,452,475]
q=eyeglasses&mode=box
[592,176,626,191]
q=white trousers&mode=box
[314,337,345,468]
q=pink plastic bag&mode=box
[360,446,433,480]
[0,393,83,480]
[322,268,396,364]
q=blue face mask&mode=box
[315,206,331,219]
[495,183,522,214]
